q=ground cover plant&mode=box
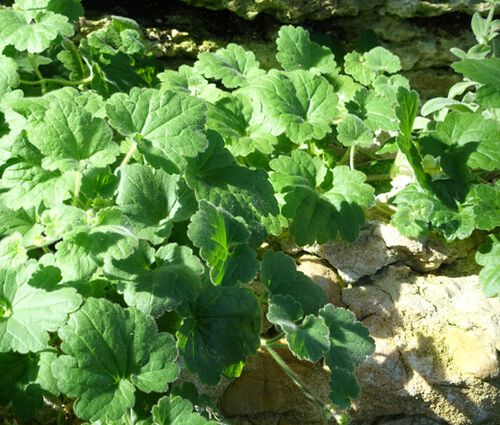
[0,0,498,423]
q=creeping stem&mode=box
[27,53,47,94]
[260,338,346,425]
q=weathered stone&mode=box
[296,254,343,306]
[179,0,491,22]
[344,265,500,425]
[304,221,479,283]
[221,265,499,425]
[220,348,329,425]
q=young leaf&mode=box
[195,43,265,89]
[177,285,261,385]
[116,164,196,243]
[106,88,207,172]
[0,264,81,353]
[364,46,401,74]
[245,69,338,144]
[0,233,28,269]
[105,243,203,317]
[158,65,224,103]
[52,298,179,421]
[0,9,73,54]
[187,201,259,286]
[276,26,337,75]
[261,251,328,315]
[267,295,330,362]
[336,114,373,148]
[319,304,375,409]
[151,396,219,425]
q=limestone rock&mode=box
[344,265,500,425]
[179,0,491,22]
[220,348,329,425]
[304,221,478,283]
[296,254,343,306]
[221,265,499,425]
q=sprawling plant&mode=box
[0,0,498,423]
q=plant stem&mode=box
[261,339,345,424]
[264,333,285,346]
[365,174,392,182]
[120,141,138,168]
[338,148,351,165]
[28,53,47,94]
[349,146,355,170]
[372,199,396,218]
[72,170,82,206]
[20,75,93,88]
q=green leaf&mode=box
[452,58,500,86]
[433,111,500,171]
[0,55,19,96]
[344,52,376,86]
[267,295,330,362]
[185,131,278,244]
[0,233,28,268]
[344,47,401,86]
[187,201,258,286]
[106,88,207,172]
[15,0,83,22]
[261,251,328,315]
[336,114,373,148]
[52,298,179,421]
[24,88,119,172]
[0,200,42,245]
[319,304,375,409]
[0,263,81,353]
[105,242,203,317]
[0,350,59,420]
[464,183,500,231]
[206,94,277,156]
[364,46,401,74]
[0,9,73,54]
[151,396,218,425]
[54,225,138,281]
[177,285,261,385]
[395,87,419,139]
[158,65,224,103]
[57,38,89,81]
[420,97,473,116]
[270,151,373,244]
[116,164,196,243]
[276,26,337,75]
[245,69,338,144]
[476,234,500,298]
[195,43,265,89]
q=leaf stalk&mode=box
[260,339,346,424]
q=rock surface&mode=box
[180,0,491,21]
[221,264,500,425]
[304,221,479,283]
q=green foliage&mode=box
[0,0,497,423]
